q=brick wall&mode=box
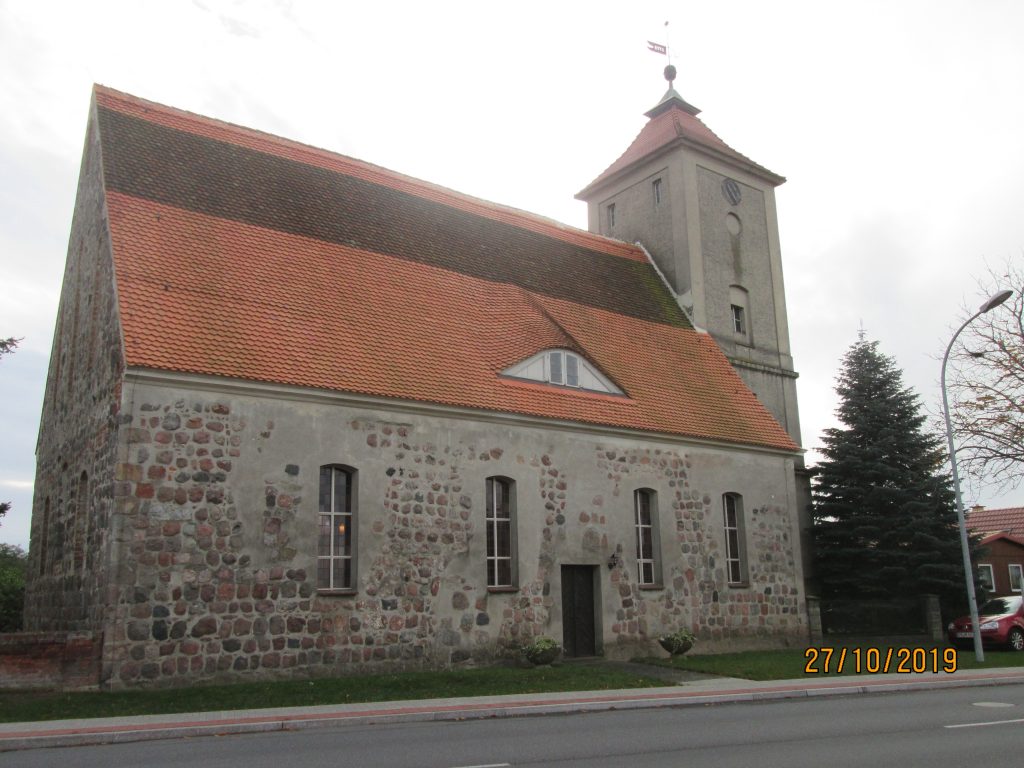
[0,632,101,690]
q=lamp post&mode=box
[940,288,1013,663]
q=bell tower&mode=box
[576,66,803,449]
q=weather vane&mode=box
[646,21,675,85]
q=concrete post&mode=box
[923,594,944,643]
[806,596,823,644]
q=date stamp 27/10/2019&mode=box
[804,646,958,674]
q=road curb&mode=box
[3,671,1024,752]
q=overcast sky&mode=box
[2,0,1023,550]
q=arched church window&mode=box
[318,464,357,592]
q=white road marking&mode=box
[449,764,511,768]
[972,701,1016,708]
[945,717,1024,729]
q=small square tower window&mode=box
[729,285,751,343]
[731,304,746,335]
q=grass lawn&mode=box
[638,646,1024,681]
[0,663,665,724]
[5,647,1022,725]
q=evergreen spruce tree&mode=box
[812,335,969,619]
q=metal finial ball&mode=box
[664,64,676,83]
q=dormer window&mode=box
[565,353,579,387]
[503,349,623,395]
[547,350,580,386]
[549,350,563,384]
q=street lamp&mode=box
[940,288,1013,663]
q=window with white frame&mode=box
[729,285,751,343]
[607,203,615,229]
[723,493,747,584]
[318,465,356,591]
[502,349,623,395]
[730,304,746,335]
[634,489,660,586]
[978,563,995,593]
[486,477,516,589]
[550,350,563,384]
[547,350,578,388]
[1010,564,1023,593]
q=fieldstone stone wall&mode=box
[598,446,801,655]
[106,399,266,683]
[96,381,805,688]
[24,104,124,636]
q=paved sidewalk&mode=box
[2,665,1023,752]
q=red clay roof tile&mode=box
[95,85,797,452]
[968,507,1024,536]
[577,100,783,198]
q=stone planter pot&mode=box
[658,637,694,656]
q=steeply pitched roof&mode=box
[967,507,1024,536]
[576,91,784,199]
[93,85,797,452]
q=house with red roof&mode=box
[968,507,1024,595]
[24,70,808,687]
[967,505,1024,536]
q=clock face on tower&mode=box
[721,178,742,206]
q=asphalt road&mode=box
[7,683,1024,767]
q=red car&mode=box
[948,595,1024,651]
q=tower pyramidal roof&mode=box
[577,65,784,199]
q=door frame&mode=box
[560,564,602,657]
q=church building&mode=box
[24,73,808,687]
